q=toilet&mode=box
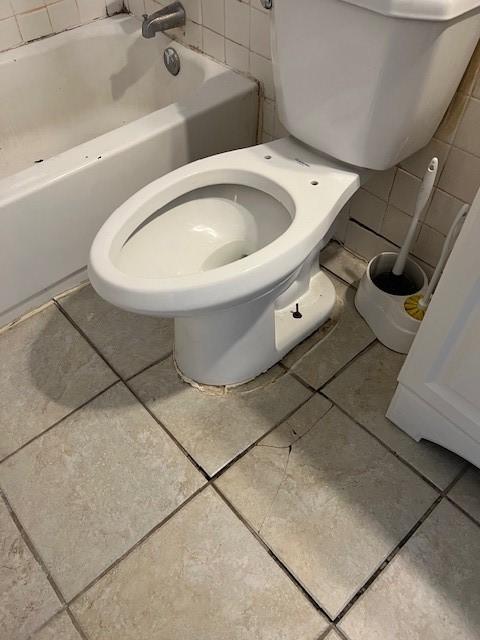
[89,0,480,385]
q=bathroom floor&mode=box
[1,242,480,640]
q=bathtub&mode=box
[0,15,258,326]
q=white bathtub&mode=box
[0,16,258,326]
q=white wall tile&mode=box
[225,38,248,73]
[183,18,202,48]
[249,6,269,58]
[225,0,249,47]
[127,0,145,17]
[345,221,397,262]
[413,224,446,267]
[333,202,351,244]
[48,0,80,31]
[0,15,22,49]
[262,98,274,135]
[425,189,466,236]
[106,0,122,15]
[363,168,396,202]
[0,0,14,20]
[454,96,480,157]
[17,7,52,40]
[389,169,423,216]
[398,138,449,184]
[439,146,480,203]
[249,50,273,99]
[10,0,44,13]
[381,205,419,247]
[436,92,468,144]
[77,0,106,22]
[202,0,223,35]
[182,0,201,24]
[349,188,386,232]
[203,26,224,62]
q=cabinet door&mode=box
[387,188,480,466]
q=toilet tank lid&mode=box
[339,0,480,20]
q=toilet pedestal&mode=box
[174,252,336,386]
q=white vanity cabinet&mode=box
[387,188,480,468]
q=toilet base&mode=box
[174,261,336,386]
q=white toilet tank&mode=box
[272,0,480,169]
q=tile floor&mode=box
[1,242,479,640]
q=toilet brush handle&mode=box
[392,157,438,276]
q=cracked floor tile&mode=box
[217,404,437,618]
[130,357,311,476]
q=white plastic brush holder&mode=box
[355,252,428,354]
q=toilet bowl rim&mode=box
[89,168,321,312]
[88,139,360,314]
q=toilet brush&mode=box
[372,157,438,295]
[404,203,469,321]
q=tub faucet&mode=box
[142,1,186,38]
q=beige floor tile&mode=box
[72,488,327,640]
[0,500,60,640]
[319,242,367,286]
[0,383,204,600]
[31,611,82,640]
[216,406,437,618]
[0,305,117,459]
[58,285,173,378]
[325,631,343,640]
[130,358,311,476]
[449,466,480,522]
[339,500,480,640]
[324,343,465,488]
[291,282,375,389]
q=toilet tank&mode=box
[271,0,480,169]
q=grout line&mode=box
[66,608,90,640]
[316,339,378,392]
[27,608,69,637]
[54,300,211,480]
[124,350,173,381]
[68,483,209,606]
[123,378,211,480]
[445,494,480,529]
[0,488,67,606]
[0,380,119,465]
[333,464,470,627]
[285,367,317,393]
[211,483,334,624]
[333,495,444,624]
[317,625,335,640]
[320,395,443,493]
[334,625,354,640]
[208,389,315,482]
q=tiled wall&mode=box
[127,0,480,270]
[0,0,122,51]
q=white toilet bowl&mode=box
[89,137,361,385]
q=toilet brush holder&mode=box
[355,252,428,354]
